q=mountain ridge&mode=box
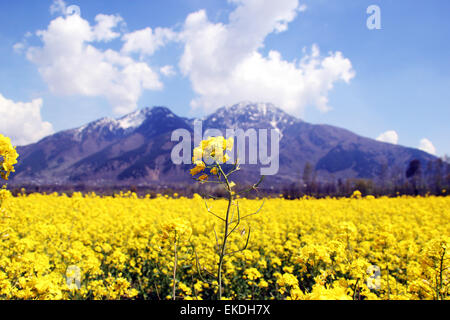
[10,102,436,188]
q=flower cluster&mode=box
[160,219,192,243]
[0,134,19,180]
[190,136,234,181]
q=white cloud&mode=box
[298,4,308,12]
[24,14,163,115]
[92,14,124,42]
[0,93,53,146]
[178,0,355,115]
[376,130,399,145]
[160,65,176,77]
[418,138,436,155]
[13,32,32,54]
[50,0,81,16]
[121,27,176,57]
[22,0,354,118]
[13,42,25,53]
[50,0,66,15]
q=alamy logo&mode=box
[366,265,381,290]
[367,5,381,30]
[66,5,81,16]
[66,265,81,290]
[171,120,280,175]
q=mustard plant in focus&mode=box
[190,136,265,299]
[159,219,192,300]
[0,134,18,182]
[0,134,18,236]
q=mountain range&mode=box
[10,102,436,189]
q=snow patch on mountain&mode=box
[116,110,147,129]
[204,102,299,136]
[72,108,155,141]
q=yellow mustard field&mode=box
[0,192,449,300]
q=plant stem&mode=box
[438,247,445,300]
[217,194,232,300]
[216,163,233,300]
[172,236,178,300]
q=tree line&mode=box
[281,157,450,199]
[8,157,449,199]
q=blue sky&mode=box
[0,0,449,157]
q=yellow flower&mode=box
[244,268,262,281]
[192,136,233,165]
[160,219,192,242]
[0,134,19,180]
[258,279,269,288]
[0,187,11,202]
[277,273,299,288]
[210,167,218,175]
[190,161,206,176]
[351,190,362,199]
[0,180,447,300]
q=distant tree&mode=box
[324,180,337,195]
[433,159,444,194]
[406,160,421,179]
[344,179,352,196]
[337,178,343,192]
[377,162,389,194]
[310,170,319,196]
[354,179,374,196]
[302,162,313,184]
[406,159,422,195]
[390,164,404,191]
[302,162,314,195]
[446,156,450,190]
[424,160,434,192]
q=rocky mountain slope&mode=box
[10,102,436,188]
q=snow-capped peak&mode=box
[116,109,147,130]
[72,107,157,141]
[204,102,299,135]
